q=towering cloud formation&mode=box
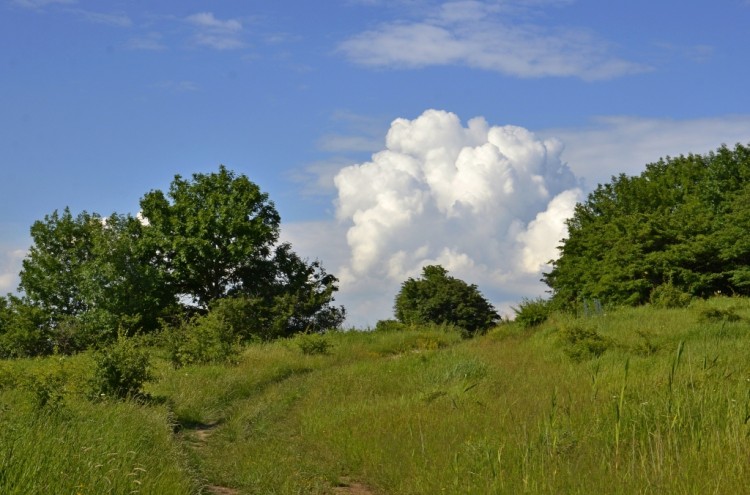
[332,110,581,323]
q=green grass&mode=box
[2,299,750,493]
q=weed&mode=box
[25,372,66,412]
[512,297,551,328]
[559,324,611,362]
[650,283,692,308]
[699,307,742,323]
[374,319,408,332]
[632,329,660,356]
[296,334,332,355]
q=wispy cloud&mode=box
[73,9,132,28]
[11,0,75,10]
[316,110,389,153]
[185,12,246,50]
[655,42,715,63]
[338,0,649,80]
[154,80,200,92]
[317,135,383,153]
[288,158,354,196]
[542,114,750,189]
[125,32,167,51]
[13,0,133,29]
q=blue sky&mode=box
[2,0,750,326]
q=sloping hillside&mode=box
[2,297,749,494]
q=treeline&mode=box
[0,166,344,358]
[545,143,750,309]
[3,143,749,357]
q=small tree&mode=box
[394,265,499,336]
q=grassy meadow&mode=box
[2,297,750,494]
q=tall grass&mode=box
[0,387,196,494]
[2,298,749,494]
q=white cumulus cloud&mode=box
[328,109,582,325]
[338,0,648,80]
[286,110,750,327]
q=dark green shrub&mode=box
[699,307,741,323]
[164,312,240,367]
[394,265,499,337]
[650,283,692,308]
[24,371,67,412]
[632,329,660,356]
[513,297,551,328]
[559,325,610,362]
[374,319,408,332]
[89,334,153,400]
[295,334,332,355]
[0,297,52,358]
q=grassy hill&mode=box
[2,297,749,494]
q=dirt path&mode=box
[179,421,242,495]
[333,477,376,495]
[182,422,376,495]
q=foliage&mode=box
[0,295,52,358]
[140,165,281,308]
[263,243,346,336]
[374,319,408,332]
[88,334,153,400]
[649,282,692,308]
[11,166,344,355]
[545,143,750,308]
[164,311,241,367]
[18,209,174,341]
[699,306,741,323]
[295,334,332,355]
[559,324,611,361]
[394,265,499,336]
[512,297,551,328]
[139,166,344,337]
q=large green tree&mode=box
[394,265,499,336]
[18,209,174,344]
[544,143,750,308]
[140,165,281,308]
[11,166,345,355]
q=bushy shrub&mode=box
[89,334,153,400]
[559,325,611,362]
[295,334,332,355]
[374,319,408,332]
[513,297,551,328]
[164,311,240,367]
[699,307,742,323]
[25,371,66,412]
[0,296,51,358]
[632,329,660,356]
[395,265,499,337]
[650,283,692,308]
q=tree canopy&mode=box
[140,165,281,308]
[394,265,499,335]
[544,143,750,308]
[5,166,344,356]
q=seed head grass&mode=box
[2,299,749,493]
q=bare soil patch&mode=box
[333,477,376,495]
